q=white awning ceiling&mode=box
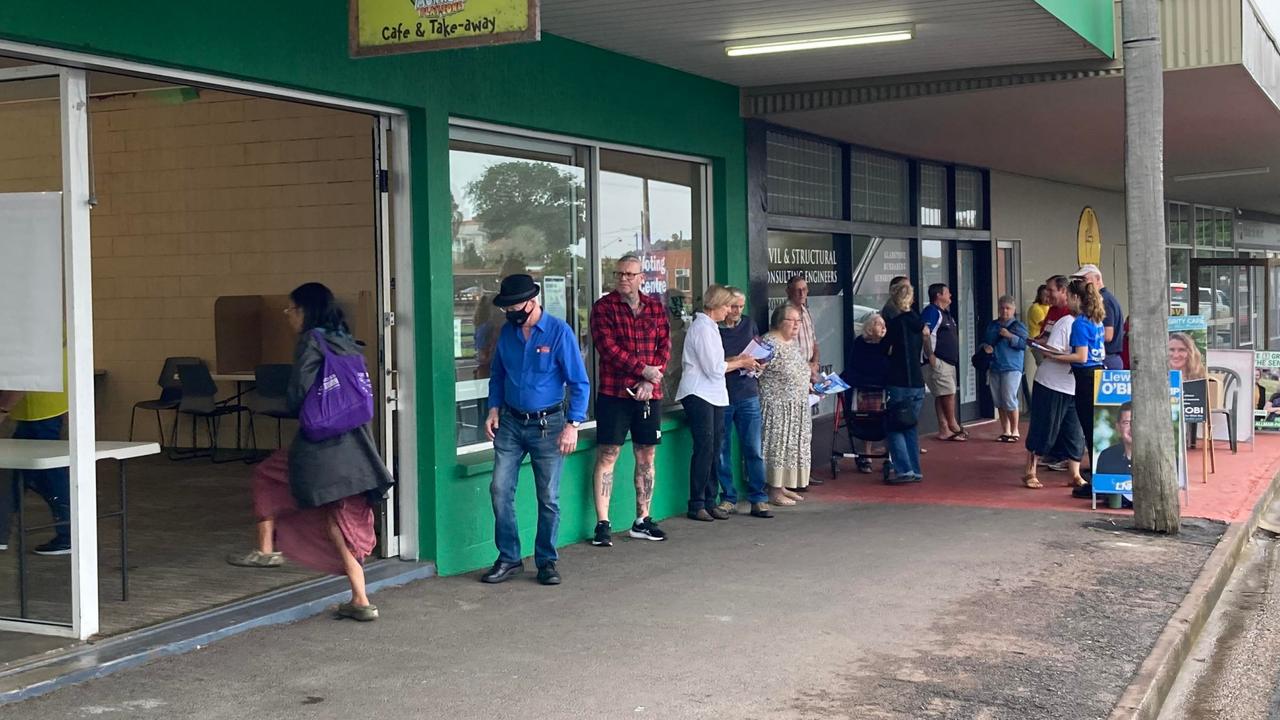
[541,0,1111,87]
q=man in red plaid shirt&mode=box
[588,254,671,547]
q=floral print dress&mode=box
[758,333,812,489]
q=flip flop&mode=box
[944,432,968,442]
[1022,473,1043,489]
[996,435,1011,442]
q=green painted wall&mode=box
[1034,0,1115,58]
[0,2,748,575]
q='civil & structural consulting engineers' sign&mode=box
[350,0,540,57]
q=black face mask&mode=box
[505,305,530,326]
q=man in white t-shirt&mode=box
[1021,314,1085,489]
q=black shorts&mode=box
[595,393,662,446]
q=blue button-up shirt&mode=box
[488,310,590,422]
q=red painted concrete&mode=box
[812,423,1280,523]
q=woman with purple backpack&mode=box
[244,282,393,621]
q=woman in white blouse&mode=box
[677,285,762,522]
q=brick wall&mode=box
[0,88,377,444]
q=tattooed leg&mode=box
[594,445,621,522]
[633,445,657,518]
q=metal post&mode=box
[1123,0,1180,532]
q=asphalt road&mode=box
[1160,530,1280,720]
[12,501,1220,720]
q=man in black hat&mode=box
[480,274,590,586]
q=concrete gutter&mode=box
[1109,468,1280,719]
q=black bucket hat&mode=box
[492,274,540,307]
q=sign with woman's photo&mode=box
[1091,369,1188,505]
[1168,315,1208,425]
[1257,351,1280,432]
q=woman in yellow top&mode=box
[1026,284,1052,339]
[0,380,71,555]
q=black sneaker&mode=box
[33,540,71,556]
[591,521,612,547]
[628,517,667,541]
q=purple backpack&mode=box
[298,329,375,442]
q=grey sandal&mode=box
[226,550,284,568]
[337,602,379,622]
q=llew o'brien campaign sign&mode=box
[351,0,539,57]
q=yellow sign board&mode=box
[350,0,540,57]
[1077,206,1102,266]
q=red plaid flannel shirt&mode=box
[590,291,671,399]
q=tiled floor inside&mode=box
[0,454,322,663]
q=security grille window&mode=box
[918,163,947,227]
[766,130,842,219]
[954,167,984,229]
[851,149,908,225]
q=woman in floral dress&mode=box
[759,303,812,506]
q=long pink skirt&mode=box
[251,449,376,575]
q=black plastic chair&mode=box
[176,362,250,463]
[128,356,202,450]
[245,363,295,451]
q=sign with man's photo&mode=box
[1091,369,1188,505]
[1257,351,1280,433]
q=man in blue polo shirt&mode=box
[481,274,590,587]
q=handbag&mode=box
[298,329,375,442]
[972,348,993,374]
[884,396,917,431]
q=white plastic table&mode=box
[0,440,159,617]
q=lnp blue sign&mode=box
[1091,370,1186,498]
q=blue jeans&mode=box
[0,416,71,545]
[490,408,564,568]
[884,386,925,478]
[717,395,768,505]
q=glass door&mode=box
[954,243,985,421]
[0,65,96,639]
[1191,258,1280,351]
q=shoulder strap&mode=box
[310,328,334,358]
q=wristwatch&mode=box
[569,421,581,428]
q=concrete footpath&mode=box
[11,500,1222,720]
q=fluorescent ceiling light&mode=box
[725,24,914,57]
[1172,166,1270,182]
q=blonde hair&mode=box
[1169,332,1205,380]
[890,282,914,312]
[702,284,734,311]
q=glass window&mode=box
[954,168,984,229]
[1169,248,1191,314]
[766,131,842,219]
[1215,208,1234,248]
[767,231,842,414]
[1167,202,1190,246]
[918,163,947,227]
[1195,206,1215,249]
[921,239,949,291]
[599,148,705,405]
[449,137,589,448]
[852,150,909,225]
[448,132,707,449]
[851,235,911,323]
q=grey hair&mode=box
[997,294,1017,308]
[617,254,642,268]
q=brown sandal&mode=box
[1022,473,1043,489]
[1067,475,1087,488]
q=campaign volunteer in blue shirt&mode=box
[481,274,590,587]
[1064,278,1107,470]
[1073,264,1125,369]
